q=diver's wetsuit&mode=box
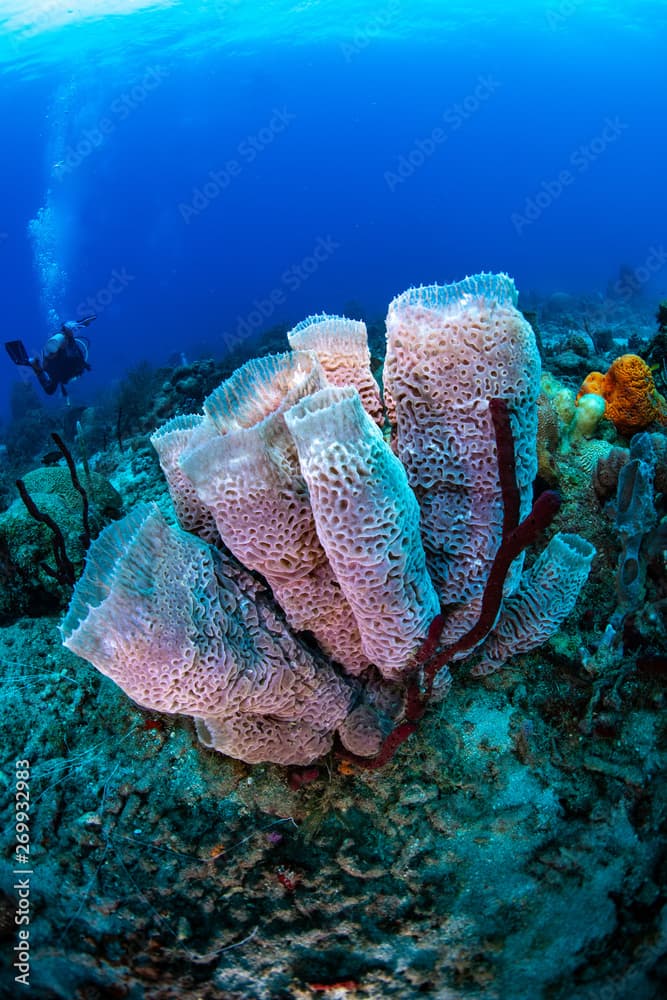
[35,334,91,396]
[4,314,96,398]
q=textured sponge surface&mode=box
[62,504,354,764]
[150,414,219,542]
[288,313,384,424]
[285,386,439,679]
[385,273,541,633]
[61,272,598,768]
[182,401,370,674]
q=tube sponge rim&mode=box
[203,350,324,434]
[387,272,518,315]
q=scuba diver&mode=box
[5,315,96,399]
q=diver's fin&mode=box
[4,340,31,367]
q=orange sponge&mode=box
[576,354,667,437]
[576,370,605,398]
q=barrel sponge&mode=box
[181,413,370,675]
[284,385,440,680]
[287,313,384,425]
[472,532,596,676]
[61,503,253,716]
[150,414,219,543]
[61,503,354,765]
[203,350,325,434]
[384,273,541,625]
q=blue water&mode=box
[0,0,666,420]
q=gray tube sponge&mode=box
[614,432,657,615]
[473,532,596,676]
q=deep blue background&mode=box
[0,1,666,420]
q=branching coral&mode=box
[10,433,121,589]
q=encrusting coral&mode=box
[576,353,667,437]
[62,273,597,767]
[566,392,606,448]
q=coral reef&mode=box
[565,391,606,449]
[0,464,122,621]
[1,610,666,1000]
[1,286,666,1000]
[583,429,667,679]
